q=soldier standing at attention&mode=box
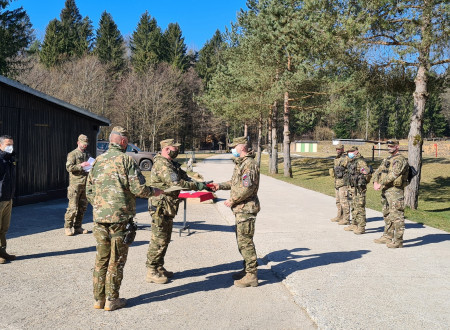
[329,144,350,225]
[0,135,17,264]
[212,136,260,288]
[145,139,207,284]
[86,126,158,311]
[64,134,91,236]
[344,146,371,235]
[373,140,409,248]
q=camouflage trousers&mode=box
[348,187,366,227]
[146,212,173,270]
[381,187,405,242]
[0,200,12,247]
[93,222,129,301]
[64,184,88,228]
[334,185,350,222]
[235,213,258,274]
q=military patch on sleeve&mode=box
[170,172,179,182]
[242,173,251,187]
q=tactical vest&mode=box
[380,154,409,188]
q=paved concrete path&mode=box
[1,154,449,329]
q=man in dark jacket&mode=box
[0,135,16,264]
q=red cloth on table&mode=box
[178,191,214,202]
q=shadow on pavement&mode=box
[187,221,235,233]
[128,259,278,307]
[404,233,450,247]
[263,248,371,280]
[9,198,149,239]
[17,240,150,260]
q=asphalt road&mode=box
[1,153,449,329]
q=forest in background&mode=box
[1,0,449,208]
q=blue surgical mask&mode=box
[348,152,355,159]
[231,148,240,157]
[4,145,13,154]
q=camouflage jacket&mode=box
[66,148,91,186]
[329,154,348,188]
[86,143,153,224]
[373,153,408,190]
[148,154,198,217]
[347,154,371,189]
[219,151,260,214]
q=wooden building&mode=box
[0,75,110,205]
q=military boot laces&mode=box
[157,266,174,278]
[232,269,246,280]
[94,299,106,309]
[338,219,350,225]
[74,227,88,234]
[344,225,356,231]
[104,298,127,311]
[146,269,168,284]
[387,241,403,249]
[353,227,365,235]
[64,228,74,236]
[374,236,393,244]
[234,272,258,288]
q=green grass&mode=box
[261,154,450,232]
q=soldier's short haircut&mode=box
[0,135,13,144]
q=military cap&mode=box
[335,144,344,149]
[160,139,181,149]
[386,140,399,146]
[228,136,248,148]
[78,134,89,145]
[111,126,130,139]
[347,145,359,151]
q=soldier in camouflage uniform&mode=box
[145,139,207,284]
[64,134,91,236]
[213,136,260,288]
[373,140,409,248]
[344,146,371,235]
[86,126,157,311]
[329,144,350,224]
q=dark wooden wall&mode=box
[0,82,105,205]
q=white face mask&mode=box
[4,145,13,154]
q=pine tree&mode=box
[130,11,163,73]
[162,23,188,72]
[196,30,225,88]
[95,11,126,74]
[39,19,63,67]
[0,0,33,76]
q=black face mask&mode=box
[168,150,179,159]
[388,147,396,154]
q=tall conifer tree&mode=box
[162,23,188,72]
[130,11,163,73]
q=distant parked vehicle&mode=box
[96,141,156,171]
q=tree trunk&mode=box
[283,91,292,177]
[256,112,262,167]
[405,64,428,209]
[270,101,278,174]
[244,123,248,137]
[267,109,273,172]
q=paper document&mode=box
[83,157,96,172]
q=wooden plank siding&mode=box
[0,76,110,205]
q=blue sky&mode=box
[9,0,248,51]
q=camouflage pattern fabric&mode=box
[86,142,153,300]
[146,154,199,270]
[93,222,129,301]
[64,148,90,228]
[86,143,153,223]
[64,185,88,228]
[219,151,260,274]
[330,154,349,221]
[373,153,408,243]
[347,154,370,228]
[235,213,258,273]
[218,151,260,214]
